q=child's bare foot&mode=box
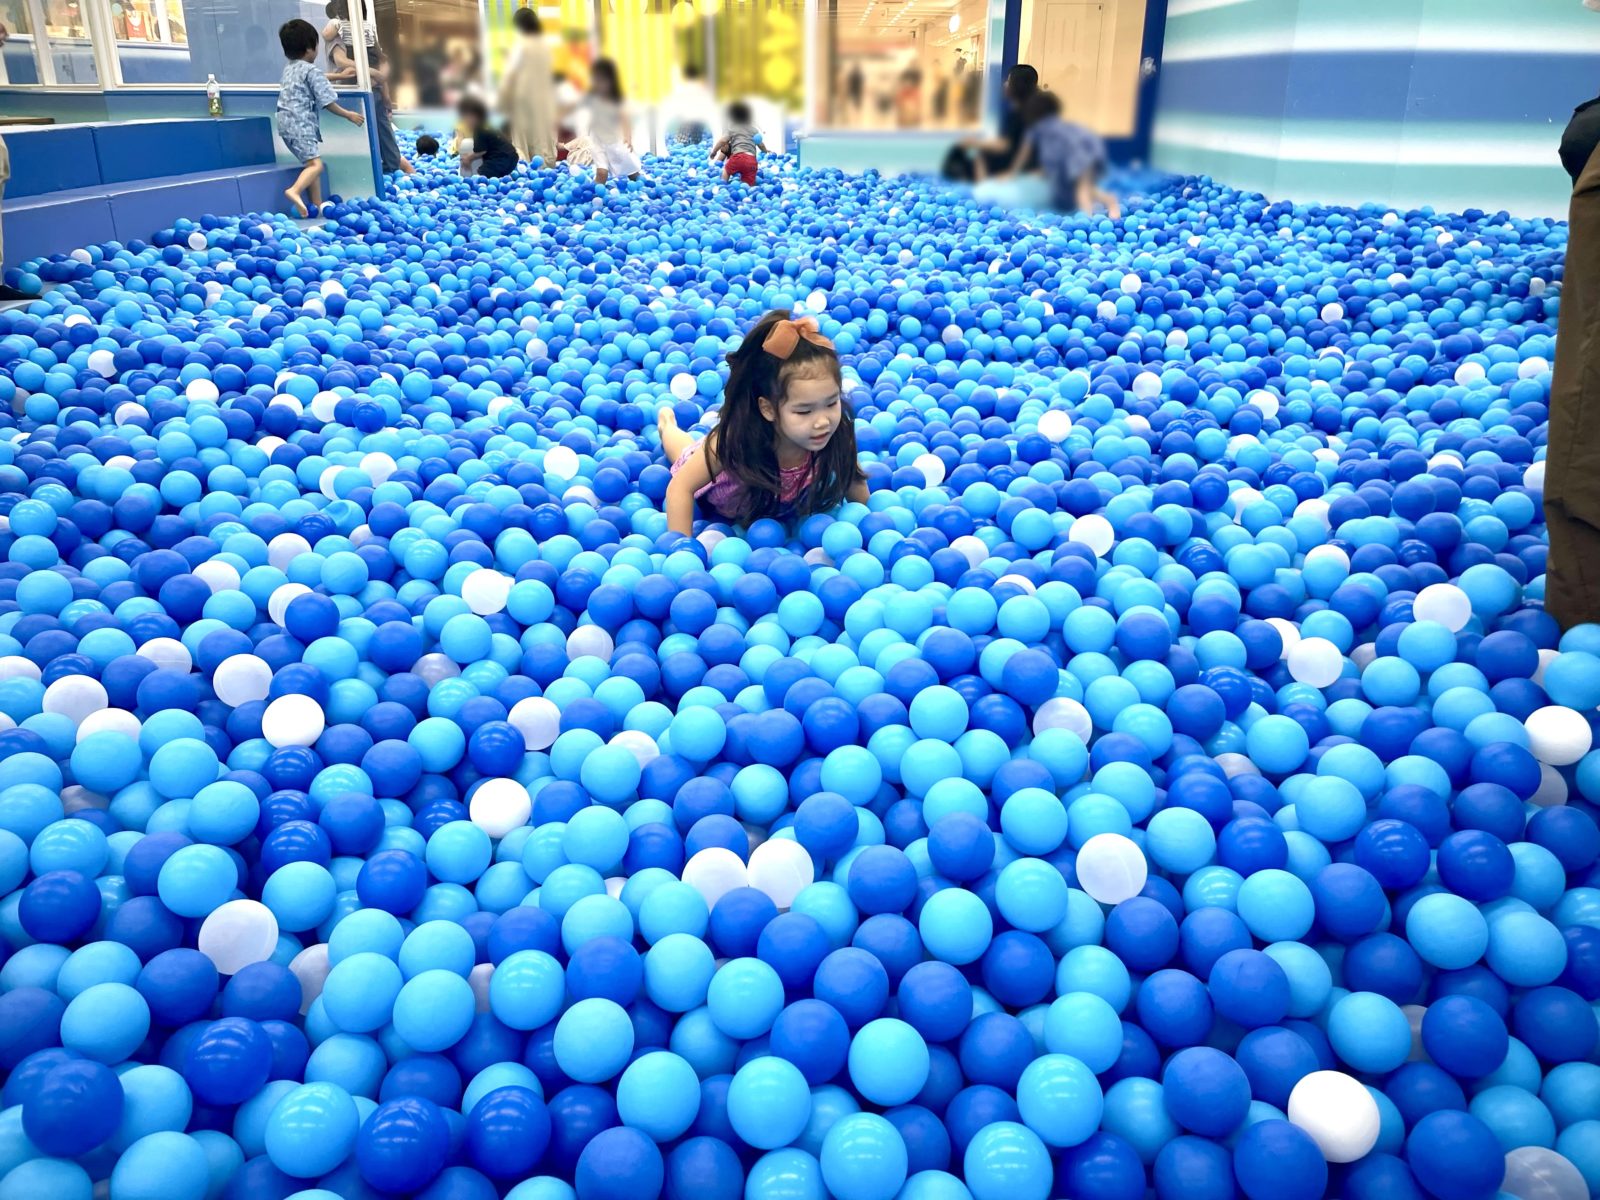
[285,189,309,218]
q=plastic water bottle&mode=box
[206,74,221,117]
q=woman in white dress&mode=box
[496,7,557,164]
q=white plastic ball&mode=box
[215,654,273,707]
[197,900,279,974]
[1215,753,1262,779]
[568,625,615,662]
[267,583,311,626]
[1501,1147,1588,1200]
[470,962,495,1012]
[77,708,141,742]
[1131,372,1161,399]
[267,533,312,571]
[1532,764,1569,809]
[1033,698,1092,743]
[42,676,108,724]
[545,446,581,479]
[1320,303,1344,323]
[914,454,946,487]
[1119,273,1142,293]
[747,838,815,910]
[1265,619,1301,658]
[1076,834,1147,905]
[682,847,749,907]
[610,731,661,769]
[1248,390,1281,419]
[1519,356,1550,379]
[510,697,562,750]
[1413,583,1473,632]
[1287,1071,1381,1163]
[185,377,219,401]
[193,560,241,592]
[413,654,461,685]
[462,569,513,616]
[0,657,41,681]
[1454,362,1486,385]
[1524,461,1546,493]
[288,943,329,1014]
[951,536,988,567]
[87,349,117,377]
[361,452,397,483]
[261,694,326,748]
[1068,515,1115,558]
[470,778,533,838]
[1287,638,1345,689]
[1525,706,1593,767]
[310,391,340,421]
[995,574,1037,595]
[64,785,108,814]
[138,638,192,674]
[670,374,698,402]
[1038,410,1073,442]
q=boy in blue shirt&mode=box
[1005,91,1119,218]
[277,19,365,216]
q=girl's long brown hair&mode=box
[706,310,863,525]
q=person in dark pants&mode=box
[943,64,1038,183]
[456,96,518,179]
[1547,94,1600,627]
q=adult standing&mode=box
[323,0,411,175]
[1545,93,1600,626]
[0,20,36,302]
[496,6,557,164]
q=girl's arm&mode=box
[847,475,870,505]
[665,443,713,537]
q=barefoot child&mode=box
[276,18,365,217]
[661,311,869,536]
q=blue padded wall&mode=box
[4,127,101,198]
[93,119,227,184]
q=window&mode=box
[811,0,988,130]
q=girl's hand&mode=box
[665,442,712,536]
[346,108,366,126]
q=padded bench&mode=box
[0,116,298,264]
[6,163,305,263]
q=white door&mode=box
[1030,0,1105,128]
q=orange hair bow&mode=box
[761,315,835,360]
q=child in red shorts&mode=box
[711,101,761,188]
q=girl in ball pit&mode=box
[659,310,870,536]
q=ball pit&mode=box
[0,129,1591,1199]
